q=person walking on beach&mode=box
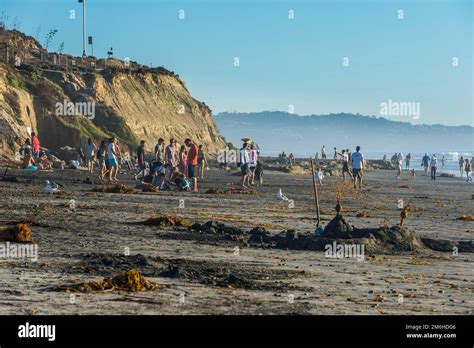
[185,138,199,192]
[239,143,251,188]
[346,149,351,163]
[465,158,472,182]
[396,152,404,179]
[154,138,165,166]
[321,146,327,159]
[351,145,364,189]
[31,132,40,158]
[459,156,465,178]
[97,140,108,181]
[85,138,97,173]
[441,156,446,167]
[333,147,338,160]
[340,149,353,182]
[421,153,430,175]
[430,154,438,181]
[405,153,411,170]
[107,137,119,183]
[197,144,208,179]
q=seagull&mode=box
[45,180,60,194]
[277,188,289,201]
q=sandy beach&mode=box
[0,164,472,315]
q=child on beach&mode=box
[97,140,108,181]
[315,168,324,186]
[254,160,264,186]
[175,173,190,191]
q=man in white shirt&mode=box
[351,145,365,189]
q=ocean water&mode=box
[263,151,474,177]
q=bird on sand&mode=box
[45,180,61,194]
[277,188,289,201]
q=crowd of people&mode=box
[17,132,472,190]
[128,137,208,192]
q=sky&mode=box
[2,0,473,126]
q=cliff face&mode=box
[0,29,226,158]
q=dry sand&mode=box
[0,165,472,315]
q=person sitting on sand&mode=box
[351,145,365,189]
[169,167,181,186]
[37,151,53,170]
[153,172,170,190]
[465,158,472,182]
[315,167,324,186]
[174,173,190,191]
[22,148,36,168]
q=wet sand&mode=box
[0,165,472,315]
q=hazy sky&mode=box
[2,0,473,126]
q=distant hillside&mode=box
[214,112,474,155]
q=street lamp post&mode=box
[79,0,86,57]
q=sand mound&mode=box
[92,184,137,194]
[322,215,354,238]
[144,214,192,227]
[55,269,159,292]
[0,223,34,243]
